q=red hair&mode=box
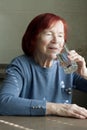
[22,13,67,56]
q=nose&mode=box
[51,34,58,44]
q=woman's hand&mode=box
[68,50,87,79]
[46,102,87,119]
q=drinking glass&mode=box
[57,44,78,74]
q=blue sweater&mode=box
[0,55,87,116]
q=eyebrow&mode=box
[44,30,64,34]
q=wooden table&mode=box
[0,116,87,130]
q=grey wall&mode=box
[0,0,87,107]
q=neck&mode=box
[33,52,53,68]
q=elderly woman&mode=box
[0,13,87,119]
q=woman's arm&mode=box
[0,58,46,116]
[0,77,46,116]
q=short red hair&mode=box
[22,13,67,56]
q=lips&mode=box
[48,47,58,50]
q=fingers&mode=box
[68,50,84,62]
[67,104,87,119]
[68,50,86,70]
[78,108,87,119]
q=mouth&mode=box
[48,47,58,51]
[47,47,62,55]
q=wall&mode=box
[0,0,87,107]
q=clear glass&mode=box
[57,44,78,74]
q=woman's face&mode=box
[35,21,65,59]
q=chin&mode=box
[49,54,57,60]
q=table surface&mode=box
[0,116,87,130]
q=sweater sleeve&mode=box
[0,57,46,116]
[73,73,87,92]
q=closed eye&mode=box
[58,34,64,37]
[46,33,52,35]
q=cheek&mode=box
[60,39,65,47]
[61,42,65,48]
[36,40,47,52]
[37,37,49,47]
